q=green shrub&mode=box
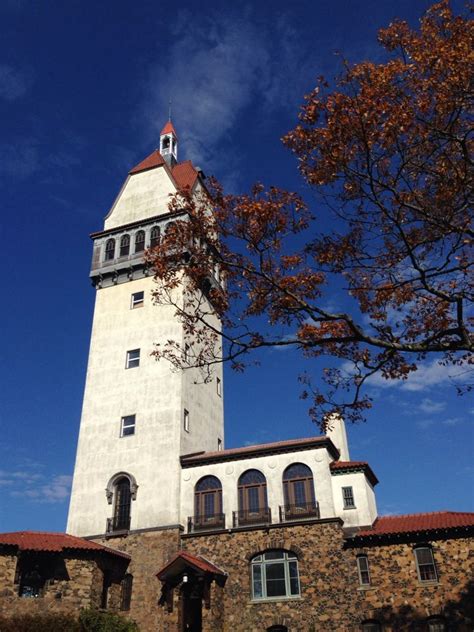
[0,613,81,632]
[79,608,140,632]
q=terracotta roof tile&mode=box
[330,460,378,486]
[181,435,339,466]
[353,511,474,539]
[0,531,130,560]
[160,120,178,138]
[129,150,165,175]
[172,160,198,191]
[157,550,227,581]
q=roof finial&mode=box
[168,99,172,122]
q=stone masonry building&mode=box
[0,122,472,631]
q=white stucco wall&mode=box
[104,167,177,230]
[180,446,337,529]
[330,471,377,528]
[67,277,224,537]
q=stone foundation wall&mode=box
[348,535,474,631]
[0,554,101,617]
[93,527,181,632]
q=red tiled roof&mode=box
[353,512,474,539]
[129,150,165,175]
[181,435,339,466]
[157,551,227,581]
[160,120,178,138]
[0,531,130,560]
[172,160,198,191]
[330,460,378,486]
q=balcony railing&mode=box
[232,507,272,528]
[106,516,130,534]
[187,513,226,533]
[279,501,320,522]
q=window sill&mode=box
[250,596,302,604]
[343,506,356,510]
[418,580,439,586]
[357,585,373,591]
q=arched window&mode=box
[427,617,446,632]
[120,234,130,257]
[237,469,268,525]
[112,477,131,532]
[251,550,300,600]
[361,621,381,632]
[105,238,115,261]
[282,463,317,519]
[150,226,160,248]
[194,475,223,529]
[135,230,145,253]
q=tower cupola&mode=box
[159,120,178,167]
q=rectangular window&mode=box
[415,547,437,582]
[183,343,190,363]
[357,555,371,586]
[121,415,135,437]
[342,486,355,508]
[216,377,222,396]
[130,291,144,309]
[184,409,190,433]
[217,438,223,451]
[126,349,140,369]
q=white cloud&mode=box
[145,11,314,180]
[0,64,30,101]
[366,358,471,393]
[417,398,446,414]
[5,469,72,504]
[0,140,39,178]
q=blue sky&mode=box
[1,0,472,533]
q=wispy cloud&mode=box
[417,398,446,414]
[145,10,317,183]
[2,467,72,504]
[367,358,471,393]
[0,63,31,101]
[0,139,39,178]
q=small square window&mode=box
[184,409,190,433]
[126,349,140,369]
[356,555,371,586]
[131,291,144,309]
[216,377,222,397]
[121,415,135,437]
[342,486,355,508]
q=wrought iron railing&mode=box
[232,507,272,528]
[106,516,131,534]
[279,501,320,522]
[187,513,226,533]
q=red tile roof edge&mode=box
[349,511,474,540]
[330,461,378,486]
[156,550,227,581]
[0,531,130,560]
[180,436,340,466]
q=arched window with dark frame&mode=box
[282,463,317,520]
[150,226,160,248]
[111,476,131,532]
[135,230,145,253]
[361,621,382,632]
[120,234,130,257]
[193,475,223,530]
[426,616,447,632]
[104,238,115,261]
[237,469,269,526]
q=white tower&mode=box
[67,126,224,537]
